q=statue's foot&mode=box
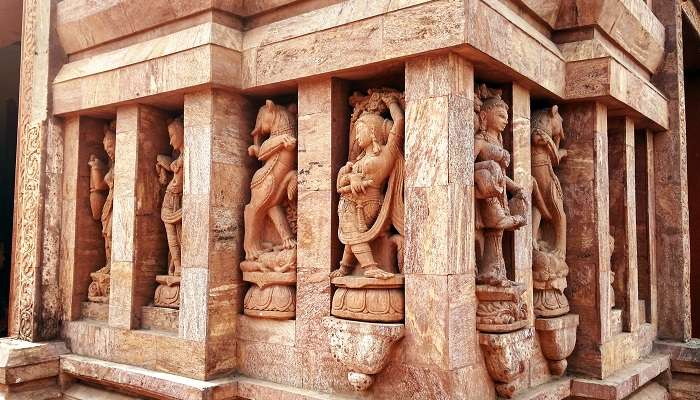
[477,273,513,287]
[329,264,353,278]
[282,237,297,250]
[363,266,394,280]
[245,248,265,261]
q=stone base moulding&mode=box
[322,316,404,391]
[476,285,529,333]
[479,327,535,398]
[331,275,405,323]
[0,339,69,400]
[534,314,579,376]
[242,271,296,320]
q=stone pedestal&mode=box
[476,285,528,333]
[323,316,404,391]
[153,275,181,309]
[0,339,69,400]
[87,272,109,304]
[479,328,535,398]
[532,249,569,317]
[535,314,579,376]
[331,275,405,323]
[242,271,296,320]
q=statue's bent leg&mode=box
[165,222,182,275]
[330,245,355,278]
[268,205,296,249]
[353,242,394,279]
[243,202,265,260]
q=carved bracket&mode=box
[535,313,579,376]
[479,327,535,398]
[323,316,404,391]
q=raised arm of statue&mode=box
[384,97,404,155]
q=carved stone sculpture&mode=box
[531,106,570,318]
[479,327,535,398]
[534,313,579,376]
[329,88,405,323]
[473,84,528,332]
[153,117,184,309]
[323,317,404,391]
[87,121,115,303]
[241,100,298,320]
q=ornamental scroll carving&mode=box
[13,0,42,341]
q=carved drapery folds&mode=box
[241,100,298,320]
[87,121,116,303]
[153,117,185,308]
[326,88,406,390]
[530,105,578,376]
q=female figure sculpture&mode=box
[329,88,405,324]
[154,117,184,308]
[87,121,116,303]
[474,87,527,288]
[330,88,405,280]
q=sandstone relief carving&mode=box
[326,88,406,391]
[479,327,535,398]
[531,105,569,318]
[241,100,298,320]
[329,88,406,323]
[473,85,528,333]
[87,121,115,303]
[153,117,184,309]
[530,106,578,377]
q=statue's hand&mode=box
[558,148,568,161]
[282,134,297,149]
[349,174,366,195]
[248,145,260,158]
[499,150,511,169]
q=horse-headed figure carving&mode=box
[243,100,298,268]
[531,105,570,317]
[241,100,298,320]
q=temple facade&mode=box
[1,0,700,399]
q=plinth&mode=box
[331,275,404,323]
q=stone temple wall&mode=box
[2,0,699,399]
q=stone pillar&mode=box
[296,78,348,351]
[180,89,250,378]
[402,53,486,395]
[108,105,171,329]
[507,84,533,323]
[559,102,611,378]
[61,117,108,321]
[608,117,640,333]
[9,0,65,341]
[652,0,692,342]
